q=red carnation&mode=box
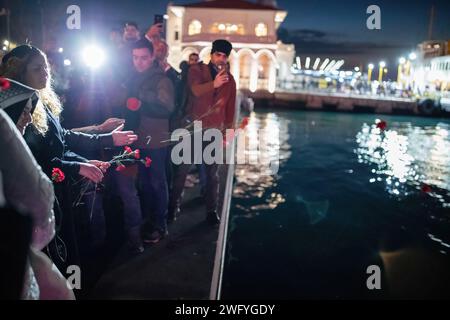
[0,77,10,91]
[134,149,141,159]
[376,120,387,131]
[144,156,152,168]
[421,183,432,193]
[51,168,65,183]
[127,97,141,111]
[116,164,126,172]
[239,117,250,129]
[124,146,132,154]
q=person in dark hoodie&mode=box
[124,38,174,244]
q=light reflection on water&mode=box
[355,120,450,208]
[233,112,291,214]
[224,111,450,298]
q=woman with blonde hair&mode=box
[0,78,74,299]
[0,45,137,280]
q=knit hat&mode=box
[211,39,232,56]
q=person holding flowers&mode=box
[0,78,74,299]
[0,45,138,273]
[122,38,174,245]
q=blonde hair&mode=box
[0,45,62,135]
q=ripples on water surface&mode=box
[222,110,450,299]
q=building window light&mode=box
[188,20,202,35]
[229,24,238,32]
[255,23,268,37]
[212,23,244,35]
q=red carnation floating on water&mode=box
[421,183,432,193]
[144,156,152,168]
[127,97,141,111]
[51,168,65,183]
[239,117,250,129]
[134,149,140,159]
[376,120,387,131]
[0,77,10,91]
[116,164,126,172]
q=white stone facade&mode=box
[166,1,295,92]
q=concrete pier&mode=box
[245,89,420,115]
[89,164,232,300]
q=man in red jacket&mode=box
[169,39,236,225]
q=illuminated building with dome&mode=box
[165,0,295,93]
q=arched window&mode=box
[188,20,202,35]
[211,23,245,35]
[255,23,268,37]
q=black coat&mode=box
[23,106,114,272]
[24,107,114,179]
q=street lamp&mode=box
[82,45,106,69]
[3,39,9,51]
[378,61,386,82]
[398,57,406,83]
[368,63,374,83]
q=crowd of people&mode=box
[280,74,416,99]
[0,20,237,299]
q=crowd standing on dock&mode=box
[0,20,236,300]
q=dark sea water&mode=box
[221,110,450,299]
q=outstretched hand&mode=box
[79,162,104,183]
[97,118,125,133]
[88,160,111,173]
[112,124,138,146]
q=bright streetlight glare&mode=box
[82,45,106,69]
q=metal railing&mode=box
[209,93,241,300]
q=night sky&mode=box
[1,0,450,76]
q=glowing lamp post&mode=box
[398,57,406,83]
[378,61,386,83]
[368,63,374,83]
